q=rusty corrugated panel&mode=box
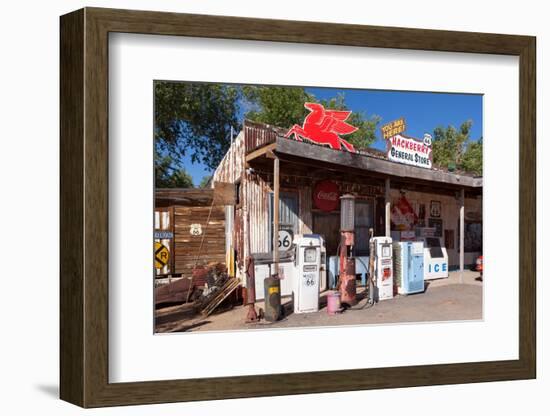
[299,185,313,234]
[246,171,270,255]
[212,131,244,184]
[244,120,281,154]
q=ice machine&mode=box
[393,241,425,295]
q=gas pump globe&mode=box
[339,194,357,305]
[340,194,355,231]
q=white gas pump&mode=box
[293,235,321,313]
[370,236,394,301]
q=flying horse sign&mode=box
[285,103,358,152]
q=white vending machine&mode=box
[371,236,394,301]
[292,235,321,313]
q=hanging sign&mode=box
[381,117,406,140]
[387,134,432,169]
[285,103,358,152]
[313,180,340,212]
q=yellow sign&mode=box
[381,118,406,140]
[268,286,279,295]
[154,242,170,269]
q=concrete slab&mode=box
[156,270,483,333]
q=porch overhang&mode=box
[246,136,482,193]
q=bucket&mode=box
[327,291,342,315]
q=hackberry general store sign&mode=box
[387,133,433,169]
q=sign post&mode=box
[154,242,170,270]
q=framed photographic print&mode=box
[60,7,536,408]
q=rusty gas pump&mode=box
[339,194,357,306]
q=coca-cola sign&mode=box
[313,180,340,212]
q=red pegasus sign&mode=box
[285,103,358,152]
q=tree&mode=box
[154,82,241,174]
[199,175,213,189]
[318,94,380,149]
[155,154,194,188]
[243,87,380,149]
[462,137,483,175]
[432,120,477,171]
[242,86,314,128]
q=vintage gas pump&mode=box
[339,194,357,306]
[370,236,394,302]
[293,235,322,314]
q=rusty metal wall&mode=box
[298,185,313,234]
[244,171,271,256]
[213,125,278,281]
[213,131,244,184]
[244,120,281,153]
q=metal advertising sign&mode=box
[278,229,293,251]
[391,195,418,231]
[387,134,433,169]
[313,180,340,212]
[381,117,406,140]
[285,103,358,152]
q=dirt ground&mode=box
[156,270,483,333]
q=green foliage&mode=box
[154,82,241,173]
[318,93,380,149]
[462,137,483,175]
[199,175,213,189]
[432,120,481,174]
[242,86,314,128]
[243,88,380,149]
[155,155,194,188]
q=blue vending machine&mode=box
[393,241,425,295]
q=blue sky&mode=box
[179,87,482,185]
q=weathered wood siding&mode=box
[173,205,226,278]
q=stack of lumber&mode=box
[200,278,241,317]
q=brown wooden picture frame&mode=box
[60,7,536,408]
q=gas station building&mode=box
[212,120,483,299]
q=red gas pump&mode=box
[339,194,357,306]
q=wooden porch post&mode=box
[272,156,280,276]
[459,188,465,284]
[385,178,391,237]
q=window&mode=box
[354,200,374,256]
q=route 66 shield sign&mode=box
[190,223,202,236]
